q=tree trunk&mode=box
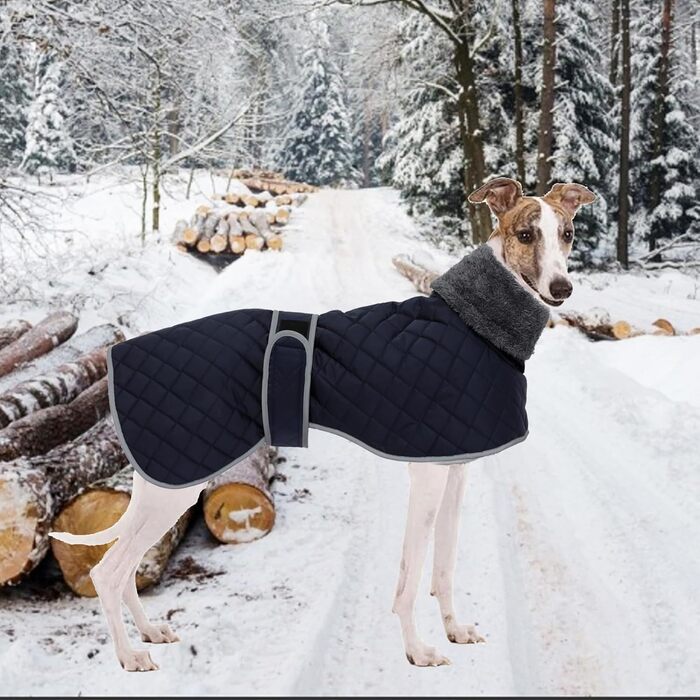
[454,39,493,244]
[617,0,631,269]
[0,347,107,429]
[0,324,124,395]
[648,0,674,255]
[0,418,128,585]
[0,320,32,351]
[536,0,557,195]
[0,377,109,461]
[0,311,78,378]
[609,0,621,87]
[512,0,526,185]
[151,65,162,236]
[51,467,191,597]
[203,446,277,544]
[140,163,149,243]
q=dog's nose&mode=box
[549,276,573,300]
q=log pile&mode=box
[174,176,314,266]
[51,466,192,596]
[228,168,319,195]
[0,313,126,586]
[392,253,700,340]
[0,312,285,597]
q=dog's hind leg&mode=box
[393,462,451,667]
[431,464,485,645]
[88,473,204,671]
[122,564,180,644]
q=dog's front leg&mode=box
[393,462,451,666]
[431,464,485,645]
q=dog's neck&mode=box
[430,245,551,363]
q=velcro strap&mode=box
[262,311,317,447]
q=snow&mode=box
[1,176,699,695]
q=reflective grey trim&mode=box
[301,315,318,447]
[261,312,318,448]
[308,422,529,464]
[108,345,266,490]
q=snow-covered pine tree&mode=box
[280,20,356,186]
[0,44,30,167]
[549,0,617,265]
[377,13,464,237]
[646,1,700,246]
[629,0,699,248]
[22,55,76,177]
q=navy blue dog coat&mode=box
[108,246,550,488]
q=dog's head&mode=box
[469,177,596,306]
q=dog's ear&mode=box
[468,177,523,215]
[544,183,596,218]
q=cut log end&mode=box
[611,320,632,339]
[51,489,129,596]
[652,318,675,336]
[267,235,283,251]
[0,476,39,585]
[245,234,264,251]
[204,482,275,544]
[229,235,246,254]
[51,468,191,596]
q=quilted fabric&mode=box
[109,295,529,488]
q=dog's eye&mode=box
[517,229,533,244]
[562,227,574,243]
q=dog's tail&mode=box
[49,519,125,546]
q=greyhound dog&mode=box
[51,177,595,671]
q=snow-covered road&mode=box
[1,185,699,695]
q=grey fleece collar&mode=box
[430,245,550,362]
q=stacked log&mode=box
[174,185,310,263]
[0,319,32,350]
[0,378,109,461]
[0,307,285,598]
[51,467,192,596]
[0,311,78,377]
[0,418,128,585]
[203,446,278,544]
[0,312,128,589]
[0,347,108,428]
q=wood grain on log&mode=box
[51,467,191,597]
[0,320,32,351]
[0,377,109,461]
[0,311,78,378]
[204,446,276,544]
[0,347,107,429]
[0,418,128,585]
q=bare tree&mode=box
[341,0,497,244]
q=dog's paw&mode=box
[141,623,179,644]
[446,624,485,645]
[119,649,159,672]
[405,644,451,667]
